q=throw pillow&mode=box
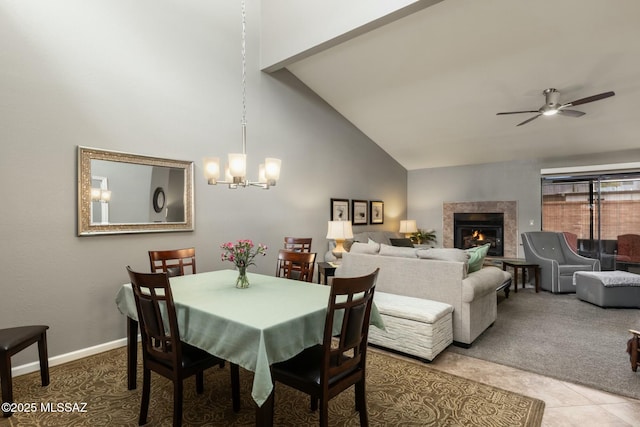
[350,241,380,255]
[389,238,415,248]
[379,243,418,258]
[416,248,469,264]
[343,239,354,252]
[367,238,381,252]
[466,243,491,273]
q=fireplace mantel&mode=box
[443,201,517,258]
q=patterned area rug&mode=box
[1,346,544,426]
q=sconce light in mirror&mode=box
[91,188,111,203]
[78,146,194,236]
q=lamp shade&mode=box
[326,221,354,240]
[399,220,418,234]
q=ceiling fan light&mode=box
[543,109,558,116]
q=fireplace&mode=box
[454,212,504,256]
[443,201,517,258]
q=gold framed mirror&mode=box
[77,146,194,236]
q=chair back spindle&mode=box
[323,269,378,386]
[127,268,182,368]
[149,247,196,276]
[284,237,312,253]
[276,249,316,282]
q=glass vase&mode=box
[236,266,250,289]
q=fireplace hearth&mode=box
[454,212,504,256]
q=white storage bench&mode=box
[369,292,453,362]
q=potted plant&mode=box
[411,229,437,245]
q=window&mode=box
[541,173,640,271]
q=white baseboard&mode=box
[12,336,138,377]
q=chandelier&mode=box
[203,0,281,189]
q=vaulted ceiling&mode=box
[284,0,640,170]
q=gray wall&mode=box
[0,1,406,366]
[408,148,640,257]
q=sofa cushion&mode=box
[353,231,403,246]
[379,244,418,258]
[374,292,453,323]
[350,241,380,255]
[416,248,469,264]
[466,243,491,273]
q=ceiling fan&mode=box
[497,88,615,126]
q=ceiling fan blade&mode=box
[557,109,586,118]
[496,110,539,115]
[564,91,615,107]
[516,114,541,126]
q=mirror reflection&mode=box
[78,147,194,235]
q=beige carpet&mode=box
[1,346,544,426]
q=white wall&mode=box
[0,0,406,366]
[260,0,441,71]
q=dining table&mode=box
[115,269,383,425]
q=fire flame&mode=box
[472,230,485,241]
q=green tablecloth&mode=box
[115,269,383,406]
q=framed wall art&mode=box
[330,198,349,221]
[369,200,384,224]
[351,200,368,225]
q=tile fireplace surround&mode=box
[443,201,517,258]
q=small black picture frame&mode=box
[330,198,349,221]
[369,200,384,224]
[352,200,368,225]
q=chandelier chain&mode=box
[241,0,247,128]
[202,0,280,189]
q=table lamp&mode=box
[399,220,418,238]
[327,221,353,258]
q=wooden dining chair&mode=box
[1,326,50,417]
[126,267,240,427]
[276,249,316,282]
[269,268,379,427]
[148,247,196,277]
[283,237,312,253]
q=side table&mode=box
[502,259,540,293]
[317,262,337,285]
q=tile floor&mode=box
[424,349,640,426]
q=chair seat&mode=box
[0,326,49,353]
[1,325,50,418]
[150,342,222,371]
[272,345,359,387]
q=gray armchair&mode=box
[521,232,600,293]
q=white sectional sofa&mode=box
[336,243,509,349]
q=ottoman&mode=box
[574,270,640,308]
[368,292,453,362]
